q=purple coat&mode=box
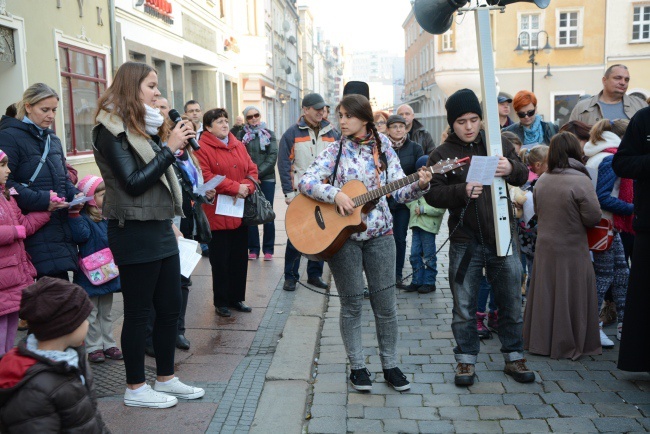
[0,191,50,316]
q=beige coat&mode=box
[569,91,647,125]
[523,161,603,360]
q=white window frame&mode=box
[556,8,583,47]
[632,4,650,42]
[442,29,453,51]
[517,11,544,49]
[549,90,585,125]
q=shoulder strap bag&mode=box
[21,134,51,187]
[242,176,276,226]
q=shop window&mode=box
[59,43,107,155]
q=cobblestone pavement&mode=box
[306,223,650,433]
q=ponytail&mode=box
[519,145,548,167]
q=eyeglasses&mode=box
[388,124,406,130]
[376,121,386,125]
[517,109,536,119]
[246,113,260,120]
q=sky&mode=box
[297,0,413,56]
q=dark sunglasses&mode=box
[246,113,261,120]
[517,109,536,119]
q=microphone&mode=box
[168,109,200,151]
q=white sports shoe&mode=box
[124,384,178,408]
[153,377,205,400]
[599,323,615,349]
[617,322,623,341]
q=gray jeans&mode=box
[328,235,399,370]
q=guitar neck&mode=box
[352,172,420,207]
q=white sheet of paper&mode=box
[195,175,225,196]
[68,196,93,207]
[215,194,244,217]
[523,191,535,225]
[178,237,202,278]
[465,156,499,185]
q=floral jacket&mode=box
[298,134,428,241]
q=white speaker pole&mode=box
[474,6,512,257]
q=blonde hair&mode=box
[84,181,105,223]
[519,145,548,167]
[17,83,59,119]
[589,119,629,143]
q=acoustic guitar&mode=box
[285,157,469,261]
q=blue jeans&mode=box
[284,238,323,281]
[448,242,524,364]
[409,227,438,285]
[390,207,410,280]
[248,181,276,255]
[477,277,497,314]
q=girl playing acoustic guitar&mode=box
[298,94,433,392]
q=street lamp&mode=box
[514,30,552,93]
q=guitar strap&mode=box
[329,142,388,187]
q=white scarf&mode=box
[144,104,164,135]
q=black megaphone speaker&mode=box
[486,0,550,7]
[413,0,469,35]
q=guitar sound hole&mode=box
[314,206,326,230]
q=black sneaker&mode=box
[283,279,297,291]
[418,284,436,294]
[350,368,372,391]
[395,281,408,290]
[404,283,421,292]
[383,367,411,391]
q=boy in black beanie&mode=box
[424,89,534,387]
[0,277,108,432]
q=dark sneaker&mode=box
[350,368,372,391]
[454,363,475,386]
[88,350,105,363]
[283,279,297,291]
[383,367,411,391]
[307,277,328,289]
[104,347,123,360]
[418,284,436,294]
[504,359,535,383]
[215,306,232,317]
[404,283,421,292]
[395,280,407,290]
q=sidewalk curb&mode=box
[250,265,330,434]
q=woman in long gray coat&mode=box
[523,132,602,360]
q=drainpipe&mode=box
[108,0,118,74]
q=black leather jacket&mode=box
[93,124,177,226]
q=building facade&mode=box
[402,0,640,138]
[1,0,112,177]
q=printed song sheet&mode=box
[195,175,225,196]
[178,237,202,278]
[215,194,244,217]
[465,156,499,185]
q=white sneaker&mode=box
[617,322,623,341]
[124,384,178,408]
[599,325,615,349]
[153,377,205,400]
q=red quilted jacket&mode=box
[0,191,50,316]
[196,132,258,231]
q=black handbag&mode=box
[242,176,276,226]
[192,202,212,243]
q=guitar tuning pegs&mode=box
[452,170,456,174]
[446,158,450,162]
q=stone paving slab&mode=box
[304,220,650,433]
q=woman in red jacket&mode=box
[196,109,258,317]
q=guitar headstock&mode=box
[427,157,470,175]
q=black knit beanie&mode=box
[446,88,482,127]
[20,277,93,341]
[343,81,370,100]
